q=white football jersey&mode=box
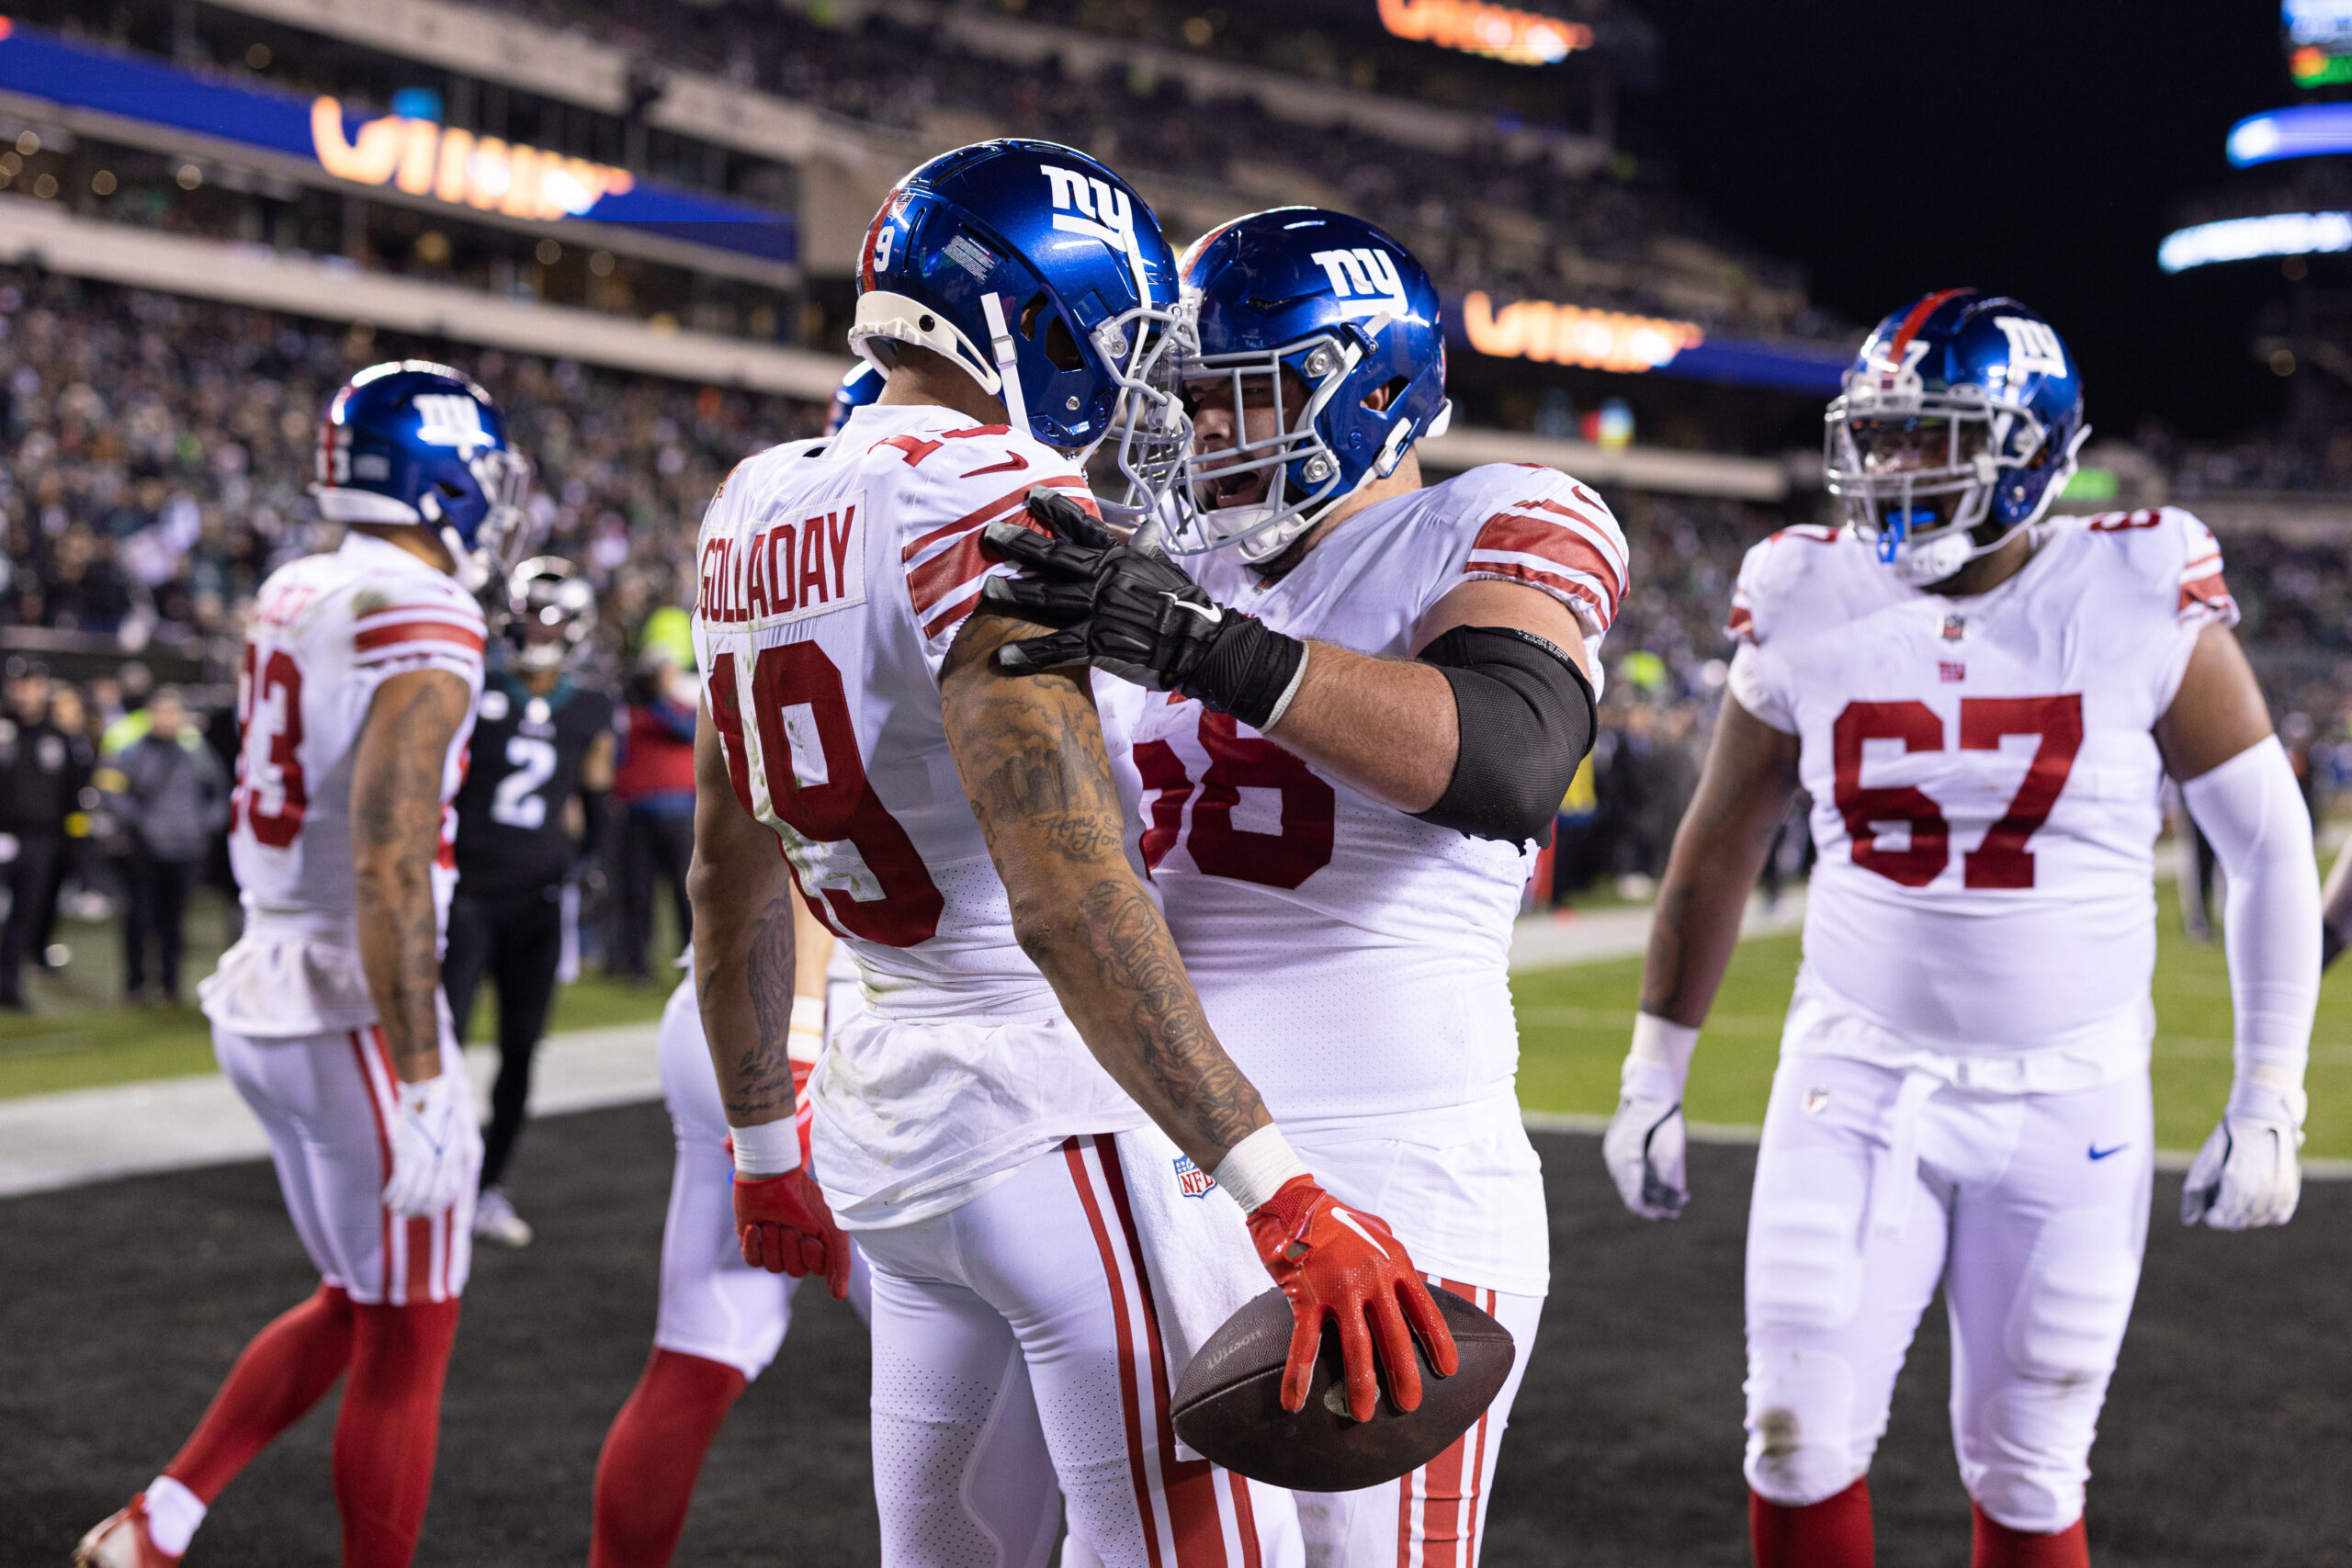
[200,531,485,1036]
[1142,463,1627,1292]
[1728,506,2236,1064]
[691,402,1148,1225]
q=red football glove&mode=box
[1247,1175,1458,1424]
[732,1166,853,1299]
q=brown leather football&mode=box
[1170,1285,1514,1492]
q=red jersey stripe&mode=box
[354,620,487,654]
[901,475,1091,564]
[1472,511,1625,597]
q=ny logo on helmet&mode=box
[413,393,491,455]
[1992,317,2067,384]
[1310,247,1411,321]
[1043,166,1136,256]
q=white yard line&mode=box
[0,1022,663,1199]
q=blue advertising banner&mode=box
[0,21,795,265]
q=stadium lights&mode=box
[1376,0,1594,66]
[311,97,632,220]
[1459,290,1702,372]
[2225,104,2352,166]
[2157,211,2352,273]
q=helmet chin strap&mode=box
[980,291,1029,439]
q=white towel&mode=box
[1113,1122,1272,1462]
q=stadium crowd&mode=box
[5,264,2352,987]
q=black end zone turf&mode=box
[3,1112,2346,1565]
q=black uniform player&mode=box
[447,558,615,1246]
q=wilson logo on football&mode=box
[1310,246,1412,321]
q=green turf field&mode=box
[8,886,2349,1159]
[1510,919,2352,1160]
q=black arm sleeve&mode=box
[1410,625,1597,843]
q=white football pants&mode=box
[1743,1051,2154,1534]
[213,1020,480,1305]
[650,976,873,1378]
[858,1134,1304,1568]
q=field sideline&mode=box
[6,886,2350,1160]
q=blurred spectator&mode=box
[0,667,91,1007]
[608,640,699,982]
[96,687,227,1004]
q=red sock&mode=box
[1752,1477,1874,1568]
[588,1348,750,1568]
[333,1299,461,1568]
[1972,1501,2089,1568]
[163,1283,356,1502]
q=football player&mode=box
[1602,291,2317,1567]
[583,364,883,1568]
[985,208,1619,1565]
[686,144,1453,1566]
[77,362,537,1567]
[444,556,616,1247]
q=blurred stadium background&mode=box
[4,4,2352,1562]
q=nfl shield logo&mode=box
[1173,1155,1216,1199]
[1939,614,1966,642]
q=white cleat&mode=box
[74,1496,181,1567]
[472,1186,534,1247]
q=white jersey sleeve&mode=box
[1445,463,1628,647]
[874,422,1097,675]
[1725,525,1844,733]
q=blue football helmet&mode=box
[826,360,887,435]
[849,139,1191,520]
[313,360,536,592]
[1165,208,1452,564]
[1825,289,2089,587]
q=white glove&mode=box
[2181,1080,2305,1231]
[382,1072,476,1218]
[1603,1014,1697,1221]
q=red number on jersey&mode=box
[707,644,945,947]
[1831,695,2084,889]
[1140,711,1336,889]
[232,643,308,849]
[1831,701,1948,887]
[1958,694,2083,889]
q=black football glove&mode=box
[980,489,1308,732]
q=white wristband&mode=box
[787,995,826,1065]
[1212,1123,1310,1213]
[1623,1012,1699,1104]
[1259,640,1311,732]
[731,1118,802,1179]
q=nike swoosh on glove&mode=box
[2182,1112,2303,1230]
[1602,1094,1688,1221]
[381,1072,476,1218]
[979,489,1306,732]
[1247,1174,1458,1424]
[734,1166,854,1298]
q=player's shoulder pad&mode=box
[1725,523,1849,647]
[1443,462,1628,629]
[858,411,1091,537]
[2051,504,2233,626]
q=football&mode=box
[1170,1285,1515,1492]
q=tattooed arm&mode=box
[352,668,473,1083]
[942,613,1272,1171]
[686,704,800,1132]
